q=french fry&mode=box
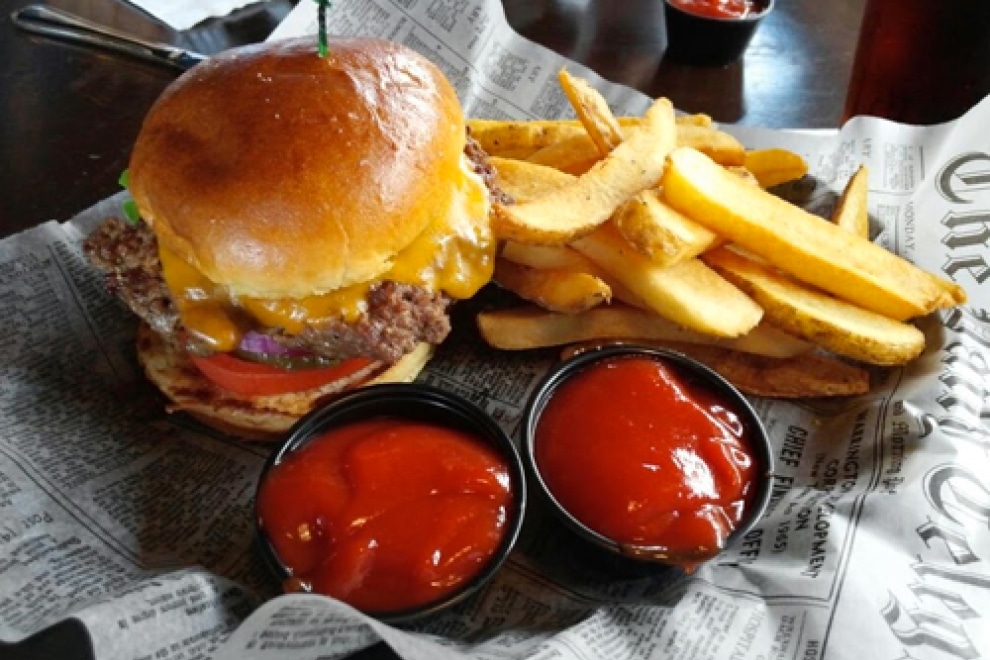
[703,247,926,365]
[491,157,574,201]
[500,241,598,271]
[743,148,809,189]
[675,124,746,166]
[467,119,586,158]
[932,274,968,306]
[485,146,541,160]
[499,236,644,307]
[558,69,624,155]
[470,114,723,162]
[652,343,871,398]
[619,115,714,129]
[477,304,812,358]
[570,223,763,337]
[613,188,722,266]
[493,259,610,314]
[471,71,967,400]
[725,166,762,186]
[493,97,677,245]
[662,147,958,320]
[521,120,743,174]
[832,165,869,237]
[673,113,714,128]
[525,133,601,175]
[471,115,710,134]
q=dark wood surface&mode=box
[0,0,866,239]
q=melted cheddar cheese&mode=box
[159,156,493,352]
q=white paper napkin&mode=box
[125,0,267,31]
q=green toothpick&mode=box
[315,0,331,57]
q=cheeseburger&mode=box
[84,37,499,440]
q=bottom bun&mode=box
[136,323,434,441]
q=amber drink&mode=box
[843,0,990,124]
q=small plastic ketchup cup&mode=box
[524,346,772,567]
[255,384,525,623]
[668,0,764,19]
[662,0,773,66]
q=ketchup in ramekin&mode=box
[525,346,771,566]
[255,384,525,621]
[668,0,765,20]
[662,0,774,66]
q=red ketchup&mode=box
[257,418,514,613]
[535,356,757,563]
[670,0,764,19]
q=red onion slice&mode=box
[238,331,309,358]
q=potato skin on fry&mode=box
[703,247,926,366]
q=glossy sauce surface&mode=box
[670,0,764,19]
[257,418,513,613]
[535,356,757,561]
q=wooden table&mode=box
[0,0,866,239]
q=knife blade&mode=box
[11,4,207,72]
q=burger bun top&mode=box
[129,37,469,299]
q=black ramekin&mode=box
[522,344,774,565]
[663,0,775,66]
[255,383,526,624]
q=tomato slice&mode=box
[190,353,375,397]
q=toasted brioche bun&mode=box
[129,37,469,299]
[137,323,434,442]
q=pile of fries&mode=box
[472,70,967,398]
